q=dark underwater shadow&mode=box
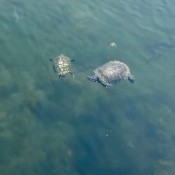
[69,115,142,175]
[67,87,175,175]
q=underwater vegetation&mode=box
[0,0,175,175]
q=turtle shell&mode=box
[52,54,71,77]
[94,60,131,86]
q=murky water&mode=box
[0,0,175,174]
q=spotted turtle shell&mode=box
[52,54,71,77]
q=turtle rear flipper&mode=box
[53,66,57,73]
[70,72,75,79]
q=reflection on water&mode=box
[0,0,175,175]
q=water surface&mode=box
[0,0,175,174]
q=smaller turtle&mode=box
[50,54,74,78]
[87,60,135,87]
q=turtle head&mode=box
[128,74,135,83]
[49,58,53,62]
[87,75,99,82]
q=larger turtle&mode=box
[87,60,135,87]
[50,54,74,78]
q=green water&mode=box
[0,0,175,174]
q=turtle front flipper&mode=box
[87,75,98,82]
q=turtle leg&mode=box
[70,72,75,79]
[58,74,65,80]
[101,83,108,88]
[53,66,57,73]
[87,75,98,82]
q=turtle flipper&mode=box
[70,72,75,79]
[87,75,98,82]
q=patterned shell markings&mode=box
[51,54,72,78]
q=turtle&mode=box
[50,54,74,78]
[87,60,135,87]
